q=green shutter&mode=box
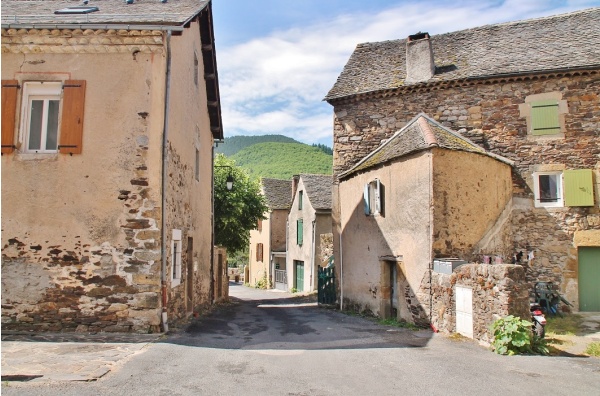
[297,219,303,245]
[531,99,560,135]
[564,169,594,207]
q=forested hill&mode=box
[230,142,333,180]
[215,135,299,157]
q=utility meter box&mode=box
[433,258,467,274]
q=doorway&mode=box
[294,260,304,291]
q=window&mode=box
[22,82,61,153]
[364,179,383,215]
[1,80,86,155]
[194,52,199,87]
[171,229,182,287]
[257,218,263,232]
[297,219,303,246]
[195,148,200,181]
[533,171,563,208]
[298,190,303,210]
[256,243,264,262]
[531,100,560,135]
[519,93,567,138]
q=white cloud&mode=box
[216,1,596,145]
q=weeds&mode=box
[377,317,419,330]
[545,314,583,336]
[585,342,600,357]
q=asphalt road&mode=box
[3,283,599,395]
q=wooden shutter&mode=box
[257,219,263,232]
[256,243,263,262]
[298,191,303,210]
[59,80,86,154]
[531,99,560,135]
[297,219,303,245]
[564,169,594,207]
[2,80,19,154]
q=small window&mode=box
[22,82,62,153]
[171,229,182,287]
[298,190,303,210]
[531,100,560,135]
[195,148,200,181]
[364,179,383,215]
[297,219,303,246]
[533,171,563,208]
[194,52,199,87]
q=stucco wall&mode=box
[1,29,166,332]
[1,21,215,331]
[331,72,600,311]
[248,211,271,287]
[432,148,513,260]
[339,152,432,320]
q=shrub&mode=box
[491,315,548,356]
[585,342,600,357]
[255,273,271,290]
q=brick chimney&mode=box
[405,32,435,84]
[291,174,300,202]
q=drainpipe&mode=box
[160,30,173,333]
[311,219,316,291]
[340,232,344,311]
[210,144,215,303]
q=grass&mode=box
[545,314,583,336]
[585,342,600,357]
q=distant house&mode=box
[326,9,600,317]
[248,178,292,289]
[287,175,333,292]
[338,114,513,321]
[1,0,223,332]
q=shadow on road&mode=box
[163,282,434,351]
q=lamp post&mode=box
[214,165,234,191]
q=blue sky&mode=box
[212,0,599,147]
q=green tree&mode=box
[214,154,267,252]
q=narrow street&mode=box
[2,283,599,396]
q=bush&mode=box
[585,342,600,357]
[491,315,548,356]
[255,273,271,290]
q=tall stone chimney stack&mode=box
[405,32,435,84]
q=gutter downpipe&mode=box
[210,143,216,303]
[311,219,316,291]
[160,30,173,333]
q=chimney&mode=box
[405,32,435,84]
[291,175,300,202]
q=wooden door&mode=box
[579,247,600,311]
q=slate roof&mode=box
[340,114,513,179]
[325,8,600,101]
[301,174,333,211]
[1,0,210,27]
[261,178,292,210]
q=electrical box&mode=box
[433,258,467,274]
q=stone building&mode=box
[287,174,333,292]
[1,0,223,332]
[326,9,600,319]
[248,178,292,289]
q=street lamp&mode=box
[215,165,234,191]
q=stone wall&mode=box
[331,71,600,309]
[421,264,530,344]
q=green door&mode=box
[294,260,304,292]
[579,247,600,311]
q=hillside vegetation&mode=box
[231,142,333,180]
[215,135,299,157]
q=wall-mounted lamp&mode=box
[215,165,234,191]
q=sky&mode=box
[211,0,599,147]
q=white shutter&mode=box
[363,183,370,215]
[374,179,381,215]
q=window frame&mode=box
[533,171,563,208]
[364,179,382,215]
[171,229,183,287]
[20,82,63,154]
[298,190,303,210]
